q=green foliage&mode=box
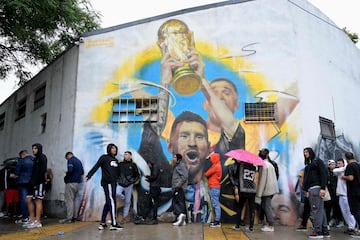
[0,0,100,85]
[343,27,359,45]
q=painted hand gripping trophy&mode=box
[157,19,201,96]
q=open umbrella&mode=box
[225,149,265,166]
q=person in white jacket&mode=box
[256,148,279,232]
[332,158,356,235]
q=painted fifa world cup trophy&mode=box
[157,19,201,96]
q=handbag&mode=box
[323,187,331,201]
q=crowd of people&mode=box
[2,140,360,240]
[295,148,360,239]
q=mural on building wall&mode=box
[75,12,356,225]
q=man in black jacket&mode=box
[116,151,140,224]
[143,159,161,224]
[302,147,329,238]
[86,143,123,230]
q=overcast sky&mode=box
[1,0,359,104]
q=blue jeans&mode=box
[209,188,221,222]
[18,184,29,219]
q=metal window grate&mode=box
[112,98,158,123]
[319,116,335,140]
[244,102,276,123]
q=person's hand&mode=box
[255,196,261,204]
[319,189,326,198]
[305,191,309,198]
[85,176,89,182]
[187,47,204,78]
[160,43,183,87]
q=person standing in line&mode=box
[229,160,257,233]
[257,148,279,226]
[296,164,311,231]
[342,152,360,238]
[144,159,162,224]
[86,143,123,231]
[13,150,34,224]
[116,151,140,224]
[23,143,47,229]
[325,159,343,228]
[256,148,279,232]
[333,158,356,235]
[204,152,222,227]
[172,153,188,226]
[59,152,84,224]
[302,147,329,238]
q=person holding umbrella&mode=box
[227,149,262,232]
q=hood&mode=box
[210,153,220,164]
[106,143,118,156]
[32,143,43,156]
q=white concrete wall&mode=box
[0,46,79,216]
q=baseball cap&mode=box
[328,159,335,165]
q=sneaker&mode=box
[232,225,241,231]
[246,227,254,232]
[147,219,158,225]
[98,223,107,230]
[210,221,221,228]
[352,232,360,239]
[26,220,42,229]
[336,221,344,228]
[15,218,29,225]
[345,229,356,235]
[308,230,323,239]
[261,225,274,232]
[172,213,186,226]
[296,225,308,231]
[59,218,74,224]
[322,230,330,238]
[109,224,123,230]
[22,220,33,227]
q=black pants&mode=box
[150,186,161,219]
[172,188,186,217]
[236,195,255,228]
[301,197,311,226]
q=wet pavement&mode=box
[0,215,357,240]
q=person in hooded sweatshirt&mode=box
[86,143,123,231]
[143,158,162,224]
[204,152,222,227]
[23,143,47,229]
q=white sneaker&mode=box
[26,220,42,228]
[173,213,186,226]
[261,225,274,232]
[0,212,4,218]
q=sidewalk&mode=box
[0,216,356,240]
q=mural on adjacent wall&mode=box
[75,15,356,225]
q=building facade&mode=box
[0,0,359,223]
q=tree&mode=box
[343,27,359,45]
[0,0,101,86]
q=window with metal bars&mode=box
[34,84,46,110]
[15,97,27,121]
[112,98,158,123]
[244,102,276,123]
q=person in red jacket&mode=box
[204,152,222,227]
